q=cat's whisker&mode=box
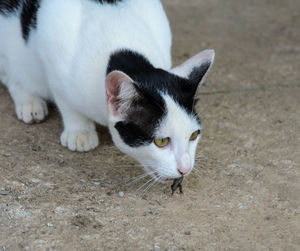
[139,180,156,196]
[125,172,154,187]
[193,169,202,175]
[114,164,145,168]
[117,162,204,186]
[193,167,201,172]
[115,170,156,187]
[139,175,161,196]
[135,176,156,194]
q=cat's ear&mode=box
[105,70,139,119]
[171,49,215,85]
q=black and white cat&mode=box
[0,0,215,180]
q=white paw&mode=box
[60,130,99,152]
[16,97,48,124]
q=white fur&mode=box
[0,0,214,179]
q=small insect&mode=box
[171,177,184,195]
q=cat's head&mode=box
[105,49,215,180]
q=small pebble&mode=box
[149,210,159,216]
[31,178,40,183]
[119,192,124,197]
[0,190,10,196]
[238,203,247,209]
[154,245,162,251]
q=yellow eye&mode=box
[154,137,170,148]
[190,130,200,141]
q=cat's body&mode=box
[0,0,171,124]
[0,0,215,180]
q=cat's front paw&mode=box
[60,130,99,152]
[16,96,48,124]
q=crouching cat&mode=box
[0,0,215,180]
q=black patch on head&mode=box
[21,0,40,41]
[115,121,153,147]
[107,50,201,115]
[0,0,22,15]
[107,50,202,147]
[92,0,123,4]
[115,84,166,147]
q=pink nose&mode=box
[177,153,192,176]
[177,166,190,176]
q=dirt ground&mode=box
[1,0,300,250]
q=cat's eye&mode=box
[189,130,200,141]
[154,137,170,148]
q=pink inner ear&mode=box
[106,72,121,101]
[105,70,135,117]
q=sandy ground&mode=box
[1,0,300,250]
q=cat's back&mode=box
[0,0,171,69]
[38,0,171,68]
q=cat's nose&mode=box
[177,166,191,175]
[177,153,191,176]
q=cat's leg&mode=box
[8,81,48,124]
[54,96,99,152]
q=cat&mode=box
[0,0,215,181]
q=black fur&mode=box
[0,0,22,15]
[0,0,40,41]
[107,50,202,114]
[21,0,40,41]
[188,62,211,84]
[92,0,123,4]
[115,121,154,147]
[115,84,166,147]
[107,50,207,147]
